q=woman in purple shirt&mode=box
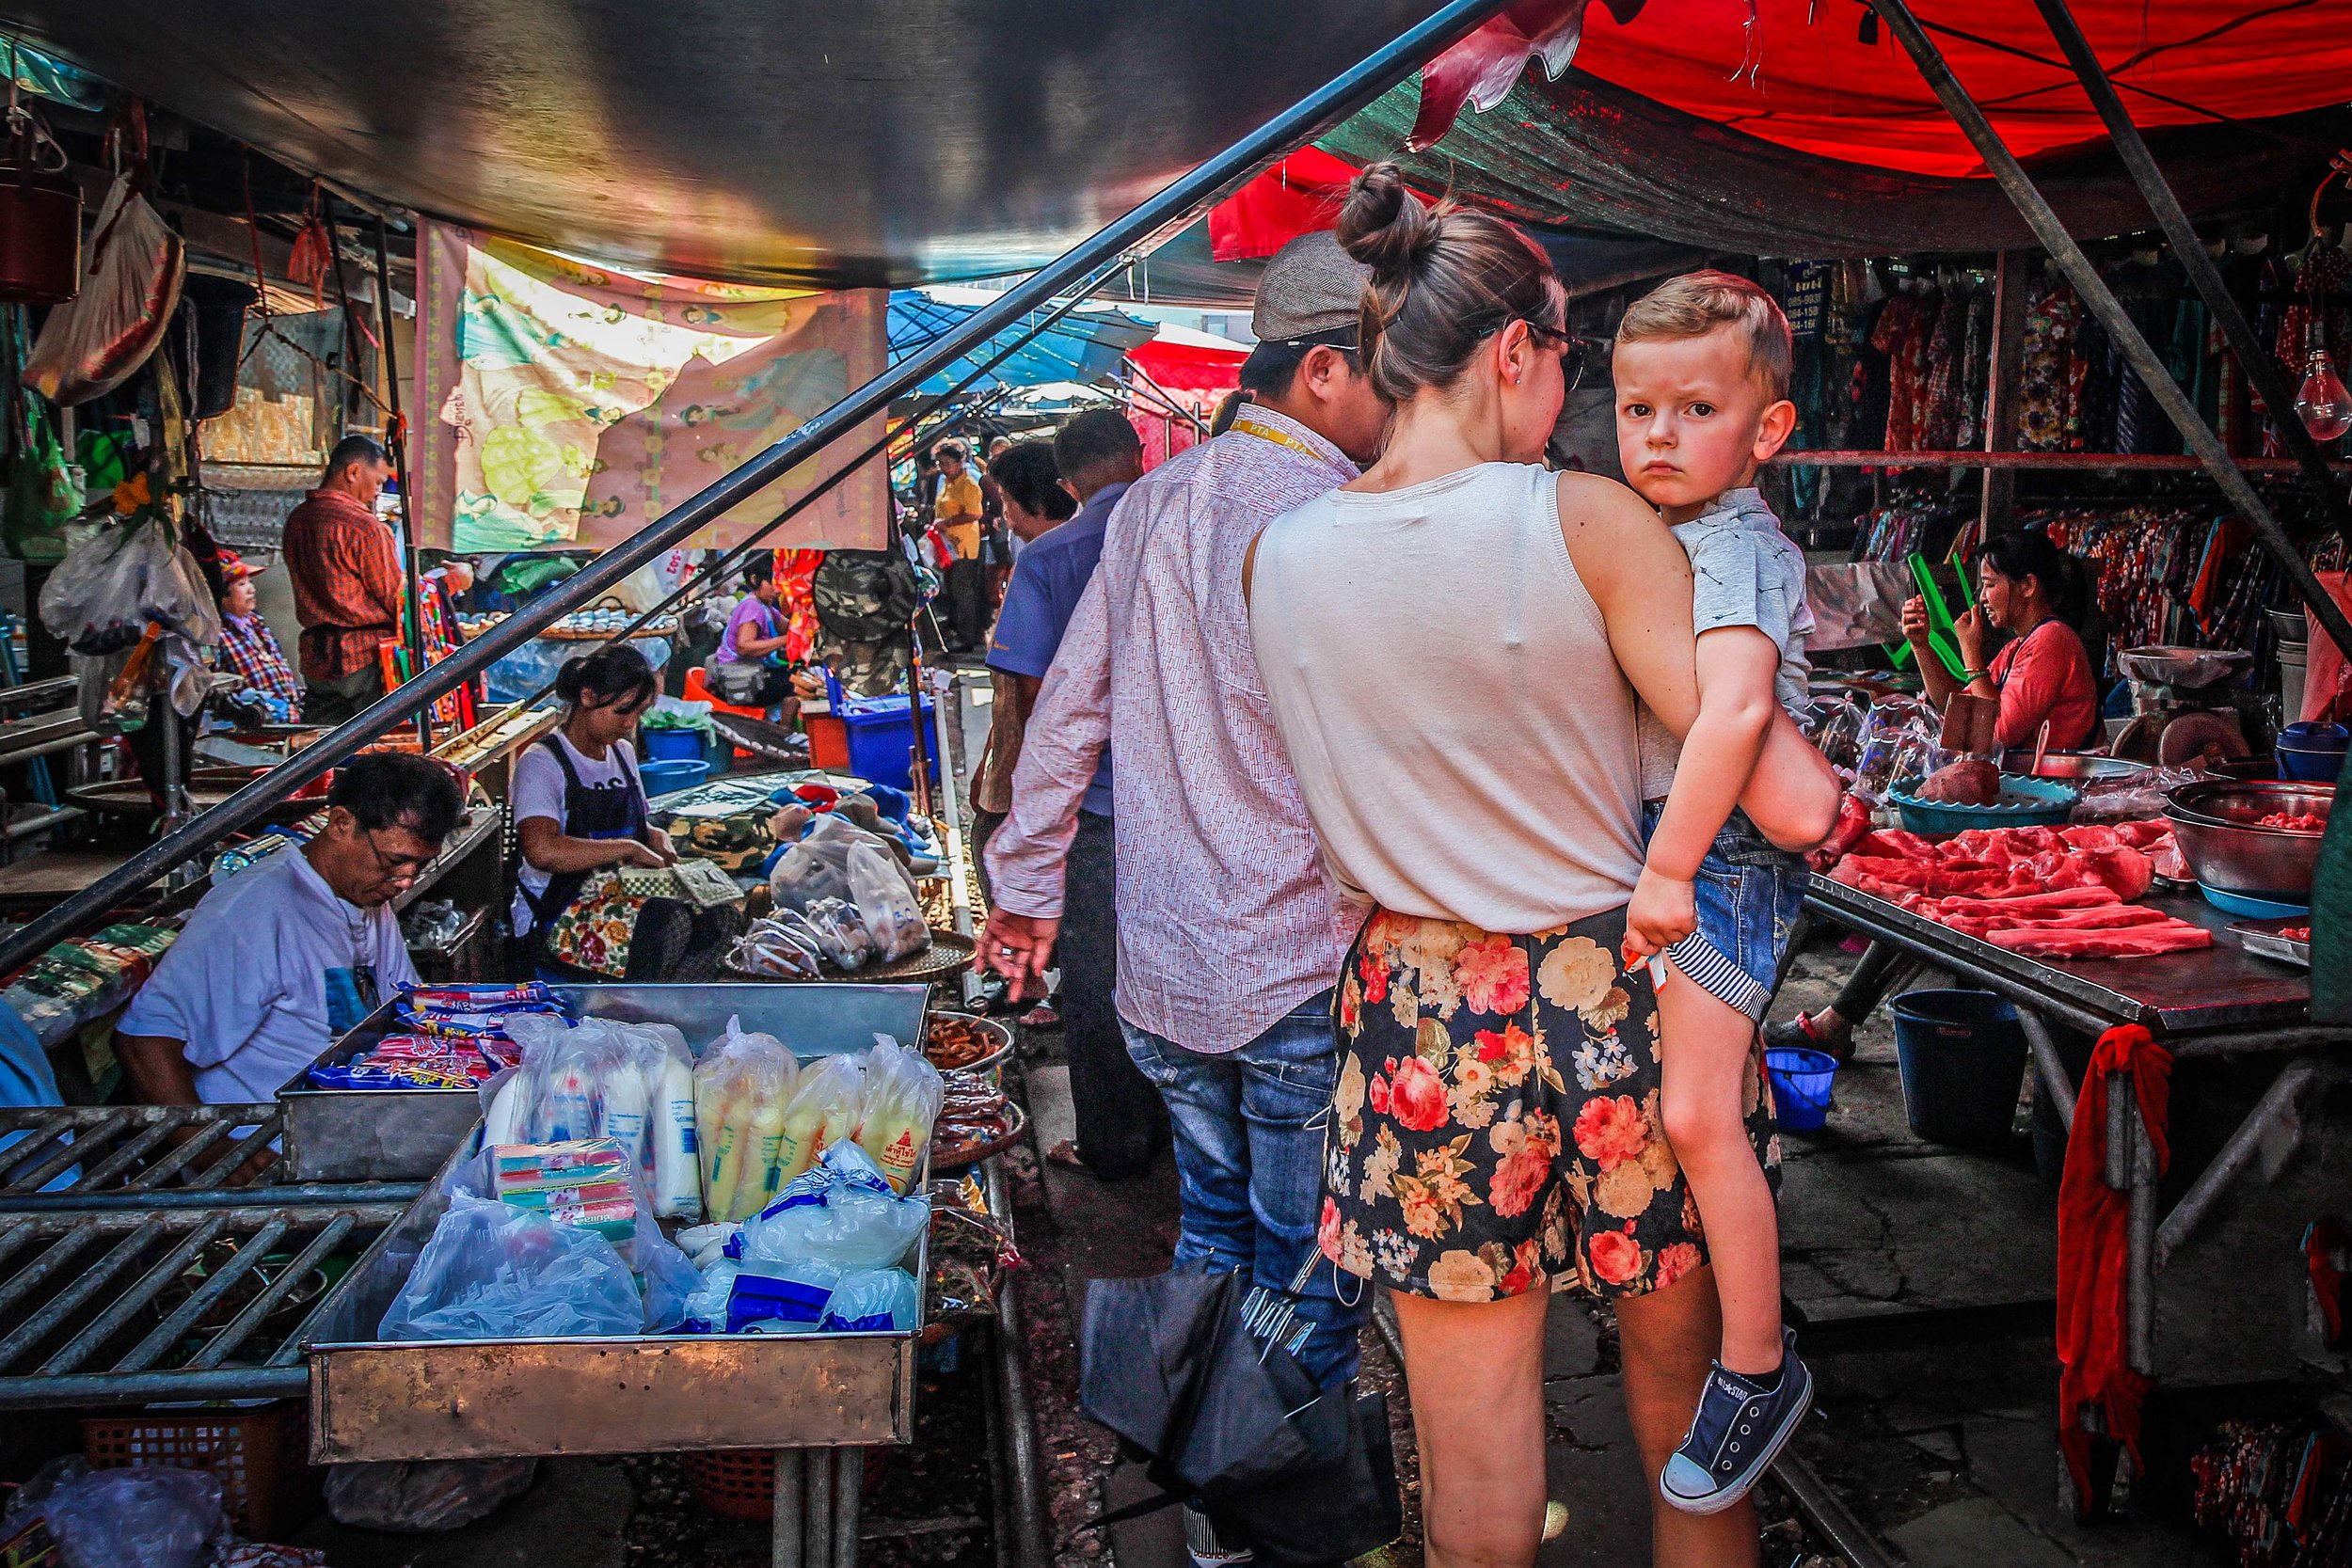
[707,562,791,705]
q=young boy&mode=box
[1613,270,1818,1514]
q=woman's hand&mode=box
[1622,866,1697,963]
[612,839,669,871]
[1899,594,1933,647]
[644,826,679,866]
[1952,605,1988,670]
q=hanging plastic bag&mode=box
[24,176,185,406]
[851,1041,945,1193]
[4,395,82,563]
[40,1464,223,1568]
[379,1194,645,1340]
[40,515,218,652]
[691,1018,800,1224]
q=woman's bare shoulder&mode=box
[1552,471,1679,584]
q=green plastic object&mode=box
[1906,552,1969,681]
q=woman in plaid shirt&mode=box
[214,553,304,723]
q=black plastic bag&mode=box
[1079,1264,1400,1565]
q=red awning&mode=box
[1213,0,2352,258]
[1572,0,2352,180]
[1130,333,1248,392]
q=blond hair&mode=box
[1614,270,1791,403]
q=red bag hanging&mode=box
[2298,571,2352,724]
[22,174,183,405]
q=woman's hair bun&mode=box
[1336,162,1436,277]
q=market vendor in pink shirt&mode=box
[1902,529,2101,751]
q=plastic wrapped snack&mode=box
[773,1053,866,1193]
[692,1018,799,1224]
[851,1041,945,1193]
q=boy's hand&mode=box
[1623,866,1697,964]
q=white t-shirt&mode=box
[119,848,417,1102]
[511,734,642,934]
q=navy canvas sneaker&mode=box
[1659,1328,1813,1514]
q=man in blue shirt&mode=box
[985,409,1156,1177]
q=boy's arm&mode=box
[1626,627,1780,958]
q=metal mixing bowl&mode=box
[2163,779,2331,900]
[2000,750,2149,782]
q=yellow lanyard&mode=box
[1229,416,1328,464]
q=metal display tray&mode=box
[306,1142,930,1463]
[2230,918,2312,969]
[278,981,932,1182]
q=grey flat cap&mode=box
[1251,230,1372,344]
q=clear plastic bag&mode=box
[638,1227,702,1332]
[40,1465,222,1568]
[767,814,868,911]
[730,915,825,978]
[851,1041,945,1193]
[848,836,930,961]
[736,1141,930,1273]
[820,1267,920,1333]
[774,1053,866,1191]
[40,516,221,652]
[1851,697,1940,803]
[322,1458,538,1533]
[692,1018,800,1224]
[378,1195,645,1340]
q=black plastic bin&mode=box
[1888,990,2028,1149]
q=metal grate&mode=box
[0,1105,287,1199]
[0,1201,405,1407]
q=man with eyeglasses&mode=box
[116,752,466,1104]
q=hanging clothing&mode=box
[2018,276,2083,452]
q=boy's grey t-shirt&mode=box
[1637,486,1816,801]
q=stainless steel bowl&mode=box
[2163,779,2331,899]
[2000,749,2149,782]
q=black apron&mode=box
[516,735,649,971]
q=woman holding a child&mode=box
[1247,166,1839,1565]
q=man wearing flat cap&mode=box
[982,235,1390,1557]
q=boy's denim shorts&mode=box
[1639,801,1810,1022]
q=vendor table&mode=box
[1798,879,2352,1509]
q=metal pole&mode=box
[373,214,434,749]
[1872,0,2352,665]
[2155,1055,2328,1264]
[2017,1007,2077,1132]
[0,0,1515,979]
[2030,0,2352,558]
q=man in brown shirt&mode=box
[282,435,402,723]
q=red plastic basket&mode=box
[681,1449,887,1523]
[81,1402,318,1539]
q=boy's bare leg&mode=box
[1657,967,1782,1374]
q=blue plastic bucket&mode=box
[837,694,939,791]
[638,758,711,798]
[642,727,707,764]
[1888,990,2027,1149]
[1765,1046,1838,1132]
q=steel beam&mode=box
[0,0,1517,980]
[2030,0,2352,557]
[1872,0,2352,666]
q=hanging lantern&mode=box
[2295,345,2352,441]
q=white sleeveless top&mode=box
[1248,462,1646,934]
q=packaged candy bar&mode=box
[403,982,565,1014]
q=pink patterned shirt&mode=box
[985,405,1359,1054]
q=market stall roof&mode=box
[1214,0,2352,261]
[891,288,1158,395]
[0,0,1458,288]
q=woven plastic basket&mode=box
[82,1402,317,1538]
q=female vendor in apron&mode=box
[511,646,692,979]
[1772,529,2101,1057]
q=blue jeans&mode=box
[1123,991,1366,1389]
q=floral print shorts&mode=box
[1317,904,1780,1305]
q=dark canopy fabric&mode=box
[0,0,1454,288]
[1295,72,2352,259]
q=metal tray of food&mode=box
[305,1138,930,1462]
[277,982,932,1182]
[2229,918,2312,969]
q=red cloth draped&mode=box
[2056,1023,2170,1513]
